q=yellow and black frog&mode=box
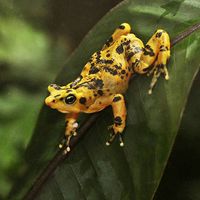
[45,23,170,153]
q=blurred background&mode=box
[0,0,199,199]
[0,0,122,198]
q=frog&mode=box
[45,23,170,154]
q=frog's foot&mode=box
[106,125,124,147]
[59,134,74,154]
[59,122,79,154]
[147,63,169,95]
[63,135,72,154]
[147,67,161,95]
[106,131,124,147]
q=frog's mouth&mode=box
[48,105,69,114]
[45,97,69,113]
[58,109,69,114]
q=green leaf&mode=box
[9,0,200,199]
[154,73,200,199]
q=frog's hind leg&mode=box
[106,94,127,146]
[133,29,170,94]
[102,23,131,50]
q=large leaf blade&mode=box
[9,0,200,199]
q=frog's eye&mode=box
[64,94,76,104]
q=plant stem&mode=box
[171,23,200,47]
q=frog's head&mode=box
[45,84,89,113]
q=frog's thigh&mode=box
[102,23,131,49]
[134,29,170,74]
[111,94,127,134]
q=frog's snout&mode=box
[45,96,55,107]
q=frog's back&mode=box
[80,35,137,94]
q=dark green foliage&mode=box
[0,0,199,199]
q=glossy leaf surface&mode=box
[10,0,200,199]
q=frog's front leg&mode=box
[59,112,79,154]
[106,94,127,146]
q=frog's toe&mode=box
[72,122,79,129]
[119,134,124,147]
[106,130,124,147]
[59,143,63,149]
[73,131,77,136]
[106,127,115,145]
[108,124,115,137]
[107,124,113,131]
[63,146,71,154]
[106,141,111,146]
[59,138,66,149]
